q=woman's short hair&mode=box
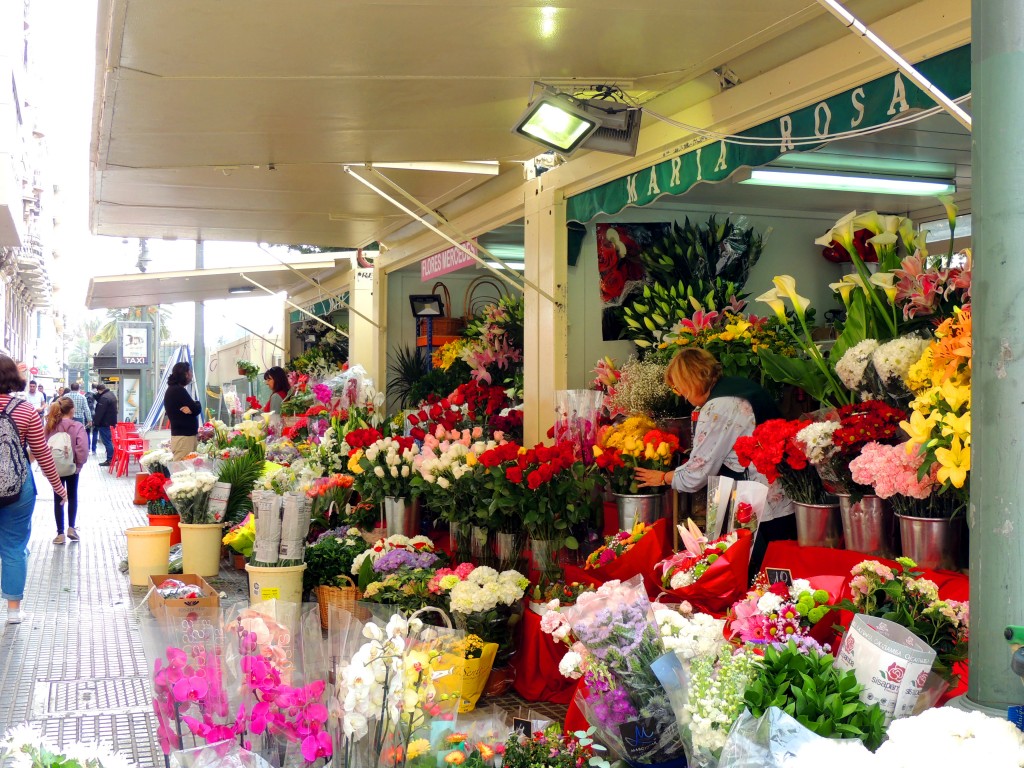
[168,362,191,386]
[0,355,26,395]
[263,366,288,393]
[665,348,722,395]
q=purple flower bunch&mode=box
[583,670,637,728]
[152,645,235,754]
[372,548,440,574]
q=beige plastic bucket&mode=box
[125,526,173,586]
[245,563,307,604]
[178,523,224,577]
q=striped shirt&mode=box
[0,394,66,497]
[66,390,90,423]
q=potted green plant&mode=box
[236,360,260,380]
[304,527,371,629]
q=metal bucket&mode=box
[838,494,896,557]
[383,496,419,537]
[793,502,843,548]
[613,492,666,531]
[896,514,962,570]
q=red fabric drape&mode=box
[510,606,579,705]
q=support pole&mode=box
[194,241,206,417]
[960,0,1024,713]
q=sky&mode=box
[32,1,293,348]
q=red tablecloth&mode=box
[510,605,579,705]
[565,542,971,731]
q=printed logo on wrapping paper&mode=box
[618,718,660,760]
[886,662,906,684]
[843,634,855,654]
[916,670,929,689]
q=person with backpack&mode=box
[0,355,67,624]
[44,397,88,545]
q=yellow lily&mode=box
[868,271,898,303]
[772,275,811,318]
[941,411,971,442]
[756,288,788,323]
[901,410,937,448]
[935,437,970,488]
[939,379,970,412]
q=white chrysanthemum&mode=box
[795,422,841,465]
[835,339,880,390]
[872,336,931,385]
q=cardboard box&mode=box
[147,573,220,618]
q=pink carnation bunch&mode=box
[849,441,936,500]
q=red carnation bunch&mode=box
[831,401,906,458]
[734,418,830,505]
[246,395,263,411]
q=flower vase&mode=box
[896,514,962,570]
[383,496,416,537]
[837,494,896,557]
[449,521,472,564]
[470,525,493,566]
[793,501,843,548]
[495,530,526,572]
[529,537,563,579]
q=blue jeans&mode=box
[90,425,98,451]
[97,425,113,460]
[0,474,36,600]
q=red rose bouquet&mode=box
[734,418,830,504]
[655,520,753,615]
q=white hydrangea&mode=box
[449,568,528,614]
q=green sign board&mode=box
[289,294,350,324]
[567,45,970,224]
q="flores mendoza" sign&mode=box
[421,241,477,282]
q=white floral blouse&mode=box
[668,396,794,522]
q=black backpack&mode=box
[0,399,29,506]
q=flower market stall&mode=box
[119,234,1024,768]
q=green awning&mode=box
[289,293,350,324]
[567,45,970,224]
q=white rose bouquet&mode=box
[140,448,175,477]
[165,467,219,524]
[351,437,420,504]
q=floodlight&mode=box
[513,90,602,156]
[409,294,444,318]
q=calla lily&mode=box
[853,210,884,234]
[829,279,855,306]
[771,275,811,317]
[868,271,898,303]
[867,231,899,265]
[939,194,959,229]
[882,214,904,234]
[814,210,858,248]
[755,288,788,323]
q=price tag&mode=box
[512,718,532,736]
[261,587,280,600]
[766,567,794,587]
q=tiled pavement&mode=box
[0,453,565,765]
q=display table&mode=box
[564,541,971,732]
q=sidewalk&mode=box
[0,457,566,766]
[0,457,247,766]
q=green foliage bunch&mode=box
[743,641,887,750]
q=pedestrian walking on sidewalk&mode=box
[164,362,202,460]
[93,383,118,466]
[0,355,67,625]
[44,397,88,545]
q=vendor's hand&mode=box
[180,406,192,414]
[635,467,671,488]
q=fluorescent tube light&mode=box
[228,286,255,295]
[741,168,954,196]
